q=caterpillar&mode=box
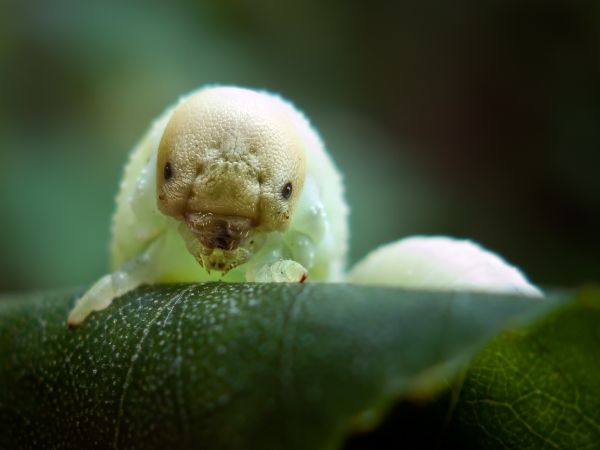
[67,86,540,326]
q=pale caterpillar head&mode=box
[156,87,306,271]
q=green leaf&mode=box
[0,283,545,449]
[449,286,600,449]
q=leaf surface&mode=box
[0,283,551,449]
[450,287,600,449]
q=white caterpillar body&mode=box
[348,236,542,297]
[111,87,347,282]
[67,86,540,326]
[68,86,348,325]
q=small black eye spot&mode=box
[164,162,173,180]
[281,182,293,200]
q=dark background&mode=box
[1,0,598,291]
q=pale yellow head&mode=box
[156,87,306,270]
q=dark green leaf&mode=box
[450,287,600,449]
[0,283,545,449]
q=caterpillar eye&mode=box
[281,182,293,200]
[164,162,173,180]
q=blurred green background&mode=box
[1,0,598,291]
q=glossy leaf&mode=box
[0,283,545,449]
